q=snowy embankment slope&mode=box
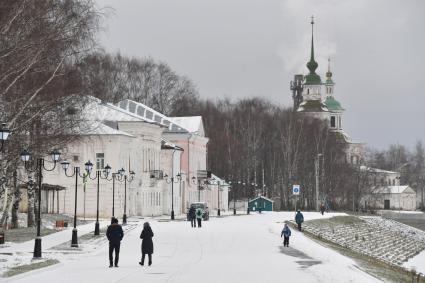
[5,211,382,283]
[404,246,425,274]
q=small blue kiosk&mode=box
[248,196,274,212]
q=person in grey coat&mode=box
[139,222,154,266]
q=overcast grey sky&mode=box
[96,0,425,150]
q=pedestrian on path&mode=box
[106,217,124,268]
[320,203,325,215]
[189,206,196,228]
[295,210,304,231]
[281,223,291,247]
[195,207,203,228]
[139,222,154,266]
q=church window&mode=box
[330,116,336,128]
[96,153,104,170]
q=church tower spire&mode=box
[304,16,321,86]
[296,16,328,116]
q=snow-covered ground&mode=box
[4,212,382,283]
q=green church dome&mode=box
[325,96,344,111]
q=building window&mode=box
[96,153,104,170]
[330,116,336,128]
[307,89,310,94]
[73,155,79,162]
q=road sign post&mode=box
[292,185,300,211]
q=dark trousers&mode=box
[297,223,302,231]
[283,236,289,247]
[109,243,120,266]
[197,218,202,228]
[191,218,196,227]
[141,253,152,265]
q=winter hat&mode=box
[143,222,150,228]
[111,217,118,224]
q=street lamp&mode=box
[191,176,208,202]
[60,159,95,247]
[85,161,111,235]
[115,168,135,225]
[20,149,61,258]
[0,123,10,151]
[105,172,118,218]
[247,183,258,214]
[164,173,181,220]
[229,181,236,215]
[217,181,222,216]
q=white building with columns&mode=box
[40,97,227,218]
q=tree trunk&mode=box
[0,185,13,228]
[11,171,19,229]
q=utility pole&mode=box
[315,153,322,211]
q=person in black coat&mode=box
[106,217,124,267]
[139,222,154,266]
[189,206,196,228]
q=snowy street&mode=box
[5,212,382,283]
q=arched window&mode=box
[307,88,310,94]
[330,116,336,128]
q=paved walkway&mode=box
[6,212,382,283]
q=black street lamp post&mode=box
[229,181,236,215]
[85,162,111,235]
[20,149,61,258]
[116,168,135,225]
[191,176,207,202]
[164,173,181,220]
[60,160,102,246]
[217,181,221,216]
[112,173,116,217]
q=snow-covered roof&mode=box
[116,99,189,133]
[249,195,274,203]
[370,186,415,194]
[79,121,134,137]
[169,116,204,136]
[208,174,229,186]
[161,139,183,151]
[360,166,400,175]
[84,97,143,123]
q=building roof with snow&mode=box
[169,116,205,136]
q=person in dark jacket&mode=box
[281,223,291,247]
[295,210,304,231]
[139,222,154,266]
[189,206,196,228]
[320,203,325,215]
[106,217,124,267]
[195,207,203,228]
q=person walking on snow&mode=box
[106,217,124,268]
[320,203,325,215]
[189,205,196,228]
[281,223,291,247]
[195,207,203,228]
[295,210,304,231]
[139,222,154,266]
